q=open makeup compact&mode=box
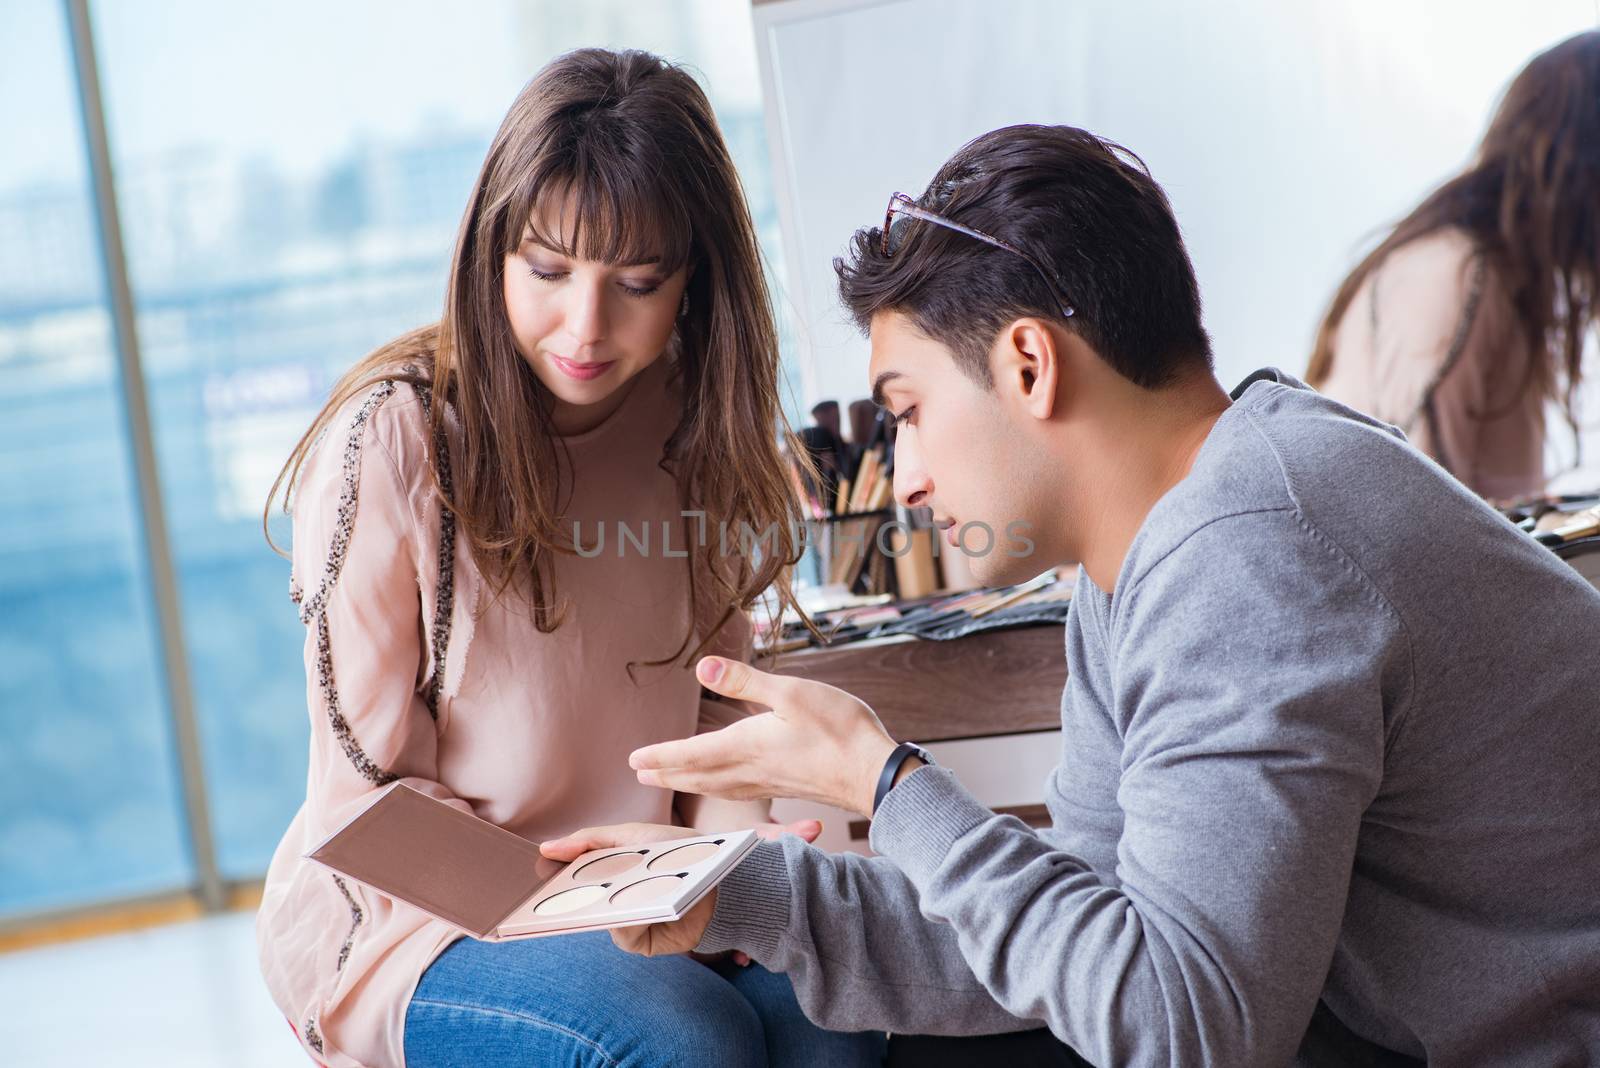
[306,783,759,939]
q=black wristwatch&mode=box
[872,742,935,815]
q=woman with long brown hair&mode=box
[1307,31,1600,501]
[255,49,884,1068]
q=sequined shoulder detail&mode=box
[295,380,398,624]
[302,1016,324,1056]
[314,611,397,787]
[408,368,457,722]
[331,874,364,972]
[291,380,405,787]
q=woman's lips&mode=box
[550,354,616,381]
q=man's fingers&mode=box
[790,819,823,843]
[695,656,792,706]
[630,721,744,773]
[637,768,761,800]
[753,819,822,843]
[631,717,782,798]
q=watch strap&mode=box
[872,742,933,815]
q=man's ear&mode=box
[995,317,1060,421]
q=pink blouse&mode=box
[256,356,762,1067]
[1317,227,1545,501]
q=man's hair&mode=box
[836,125,1212,389]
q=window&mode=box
[0,0,191,917]
[0,0,796,917]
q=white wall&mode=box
[753,0,1597,453]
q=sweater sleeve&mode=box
[696,835,1040,1035]
[865,509,1397,1066]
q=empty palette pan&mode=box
[572,850,648,883]
[609,874,688,906]
[646,840,724,873]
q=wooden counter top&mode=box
[758,624,1067,742]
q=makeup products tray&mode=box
[306,782,759,940]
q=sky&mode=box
[0,0,767,195]
[7,0,1595,198]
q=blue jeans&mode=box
[404,932,887,1067]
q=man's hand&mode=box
[541,818,822,960]
[629,657,901,818]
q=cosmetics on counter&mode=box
[1532,505,1600,547]
[758,567,1076,655]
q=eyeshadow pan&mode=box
[608,874,687,906]
[532,884,610,916]
[646,841,723,873]
[573,851,647,883]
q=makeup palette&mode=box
[305,783,759,940]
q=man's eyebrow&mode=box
[871,371,905,409]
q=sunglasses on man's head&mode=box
[879,191,1075,319]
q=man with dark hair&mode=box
[547,126,1600,1066]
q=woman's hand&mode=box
[629,656,901,819]
[540,821,691,862]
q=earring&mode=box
[680,289,691,318]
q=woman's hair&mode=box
[1307,31,1600,431]
[266,48,812,665]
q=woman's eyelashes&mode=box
[522,257,662,299]
[892,405,918,427]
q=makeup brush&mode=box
[1535,505,1600,547]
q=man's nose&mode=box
[893,454,931,509]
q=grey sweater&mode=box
[698,369,1600,1067]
